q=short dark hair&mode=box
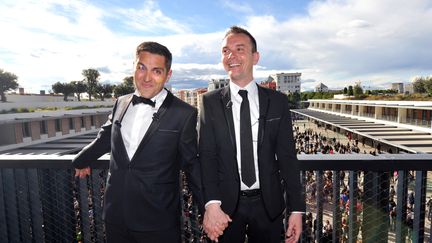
[135,41,172,70]
[224,26,257,53]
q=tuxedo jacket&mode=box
[72,91,203,231]
[199,85,305,220]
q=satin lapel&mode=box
[220,86,236,153]
[257,85,269,148]
[130,91,174,162]
[112,95,134,163]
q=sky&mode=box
[1,0,432,93]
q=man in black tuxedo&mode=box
[73,41,203,243]
[199,26,305,243]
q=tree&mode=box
[347,86,354,96]
[82,69,100,101]
[95,83,114,101]
[287,91,301,109]
[52,82,75,101]
[0,69,19,102]
[353,84,363,98]
[343,87,348,94]
[113,76,135,98]
[71,81,87,101]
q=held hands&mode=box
[203,204,232,242]
[75,167,91,178]
[285,213,302,243]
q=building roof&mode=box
[292,109,432,154]
[0,108,112,124]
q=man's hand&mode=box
[285,213,302,243]
[203,203,232,242]
[75,167,91,178]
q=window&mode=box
[40,120,48,134]
[90,116,95,126]
[81,117,85,128]
[55,119,62,132]
[69,118,74,130]
[22,122,31,137]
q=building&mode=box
[404,83,414,94]
[268,72,301,94]
[208,78,229,91]
[391,83,404,93]
[0,108,111,150]
[259,80,276,90]
[307,99,432,132]
[176,88,207,111]
[315,83,329,92]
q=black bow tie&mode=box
[131,95,156,107]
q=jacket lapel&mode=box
[112,95,134,164]
[130,91,174,162]
[257,85,269,147]
[220,86,237,153]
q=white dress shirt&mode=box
[121,89,167,160]
[230,81,261,191]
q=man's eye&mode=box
[154,70,162,75]
[137,64,145,70]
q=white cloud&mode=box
[221,1,254,15]
[1,0,432,93]
[242,0,432,91]
[113,0,191,34]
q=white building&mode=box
[404,83,414,94]
[268,72,301,94]
[208,78,230,91]
[315,83,328,92]
[391,83,404,93]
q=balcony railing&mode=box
[1,153,432,243]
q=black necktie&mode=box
[238,90,256,187]
[132,95,156,107]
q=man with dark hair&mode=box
[73,41,203,243]
[199,26,304,242]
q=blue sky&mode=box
[1,0,432,93]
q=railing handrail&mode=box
[1,153,432,171]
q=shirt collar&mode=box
[230,80,258,100]
[133,88,167,109]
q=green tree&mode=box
[413,77,426,93]
[71,81,87,101]
[52,82,75,101]
[95,83,114,101]
[0,69,19,102]
[113,76,135,98]
[287,91,301,109]
[343,87,348,94]
[348,86,354,96]
[82,69,100,101]
[353,84,363,98]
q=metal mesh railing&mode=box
[1,155,432,243]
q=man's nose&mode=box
[144,72,152,82]
[228,51,235,59]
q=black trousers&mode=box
[218,193,284,243]
[105,222,181,243]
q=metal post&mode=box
[348,171,358,243]
[413,171,426,242]
[395,170,408,243]
[315,170,323,242]
[332,170,341,242]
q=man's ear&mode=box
[166,69,172,82]
[253,51,260,65]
